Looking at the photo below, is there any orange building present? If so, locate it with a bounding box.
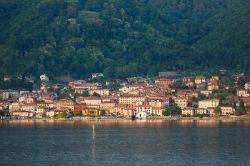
[56,99,74,111]
[74,103,86,112]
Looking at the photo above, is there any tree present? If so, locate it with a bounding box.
[238,77,247,87]
[214,106,222,115]
[73,111,82,116]
[236,100,246,115]
[163,104,181,116]
[169,80,189,90]
[0,109,9,117]
[54,111,67,119]
[92,92,100,97]
[82,90,89,97]
[187,96,198,108]
[0,0,249,81]
[100,110,106,116]
[107,81,121,91]
[197,93,207,100]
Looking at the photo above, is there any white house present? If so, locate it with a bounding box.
[198,99,219,109]
[245,82,250,90]
[195,108,207,115]
[136,111,147,119]
[135,105,153,115]
[237,89,249,97]
[119,85,141,94]
[20,103,36,112]
[89,89,110,96]
[207,107,215,115]
[12,111,34,118]
[92,73,104,79]
[46,110,55,118]
[221,107,235,115]
[195,76,206,84]
[181,107,194,116]
[40,74,49,82]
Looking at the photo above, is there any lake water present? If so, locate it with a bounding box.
[0,119,250,166]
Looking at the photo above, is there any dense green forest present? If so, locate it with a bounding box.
[0,0,249,79]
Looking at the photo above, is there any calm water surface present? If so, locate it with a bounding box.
[0,119,250,166]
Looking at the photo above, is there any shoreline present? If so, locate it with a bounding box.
[1,115,250,122]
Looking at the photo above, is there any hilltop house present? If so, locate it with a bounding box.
[158,71,177,78]
[195,76,206,85]
[92,73,104,79]
[74,83,101,94]
[155,79,174,87]
[211,76,219,81]
[0,90,10,100]
[208,82,219,91]
[119,84,145,95]
[182,77,194,87]
[244,82,250,90]
[40,74,49,82]
[237,89,249,97]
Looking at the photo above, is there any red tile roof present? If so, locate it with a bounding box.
[242,98,250,104]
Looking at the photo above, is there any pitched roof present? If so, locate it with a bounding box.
[242,98,250,104]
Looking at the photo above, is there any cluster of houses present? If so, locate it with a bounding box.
[0,71,250,119]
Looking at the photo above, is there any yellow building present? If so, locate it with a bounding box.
[9,103,20,112]
[100,102,116,110]
[175,98,188,109]
[118,96,145,105]
[111,105,133,117]
[82,108,100,117]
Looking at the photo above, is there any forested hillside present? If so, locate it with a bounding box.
[0,0,249,79]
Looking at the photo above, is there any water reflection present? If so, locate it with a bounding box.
[1,119,250,128]
[92,124,96,161]
[1,119,250,165]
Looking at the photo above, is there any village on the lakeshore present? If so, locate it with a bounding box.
[0,70,250,120]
